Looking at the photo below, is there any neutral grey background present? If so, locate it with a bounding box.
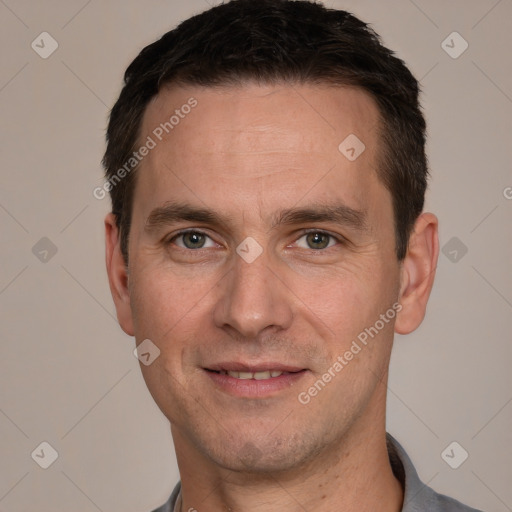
[0,1,511,511]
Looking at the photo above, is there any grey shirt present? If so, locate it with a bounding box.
[151,434,482,512]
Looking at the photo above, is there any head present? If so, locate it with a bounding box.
[104,0,438,474]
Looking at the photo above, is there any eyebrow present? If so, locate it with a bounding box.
[144,201,368,234]
[144,203,233,233]
[272,203,368,232]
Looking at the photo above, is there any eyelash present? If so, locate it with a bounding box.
[165,228,345,250]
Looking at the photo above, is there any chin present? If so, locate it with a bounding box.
[200,430,325,475]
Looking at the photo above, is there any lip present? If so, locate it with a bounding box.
[203,363,308,398]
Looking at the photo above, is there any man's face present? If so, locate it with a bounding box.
[119,83,404,471]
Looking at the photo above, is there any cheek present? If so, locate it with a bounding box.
[297,259,399,346]
[313,255,393,302]
[129,266,206,342]
[129,269,210,406]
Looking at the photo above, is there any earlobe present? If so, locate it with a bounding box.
[395,212,439,335]
[104,213,135,336]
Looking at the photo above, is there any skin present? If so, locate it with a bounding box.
[105,83,439,512]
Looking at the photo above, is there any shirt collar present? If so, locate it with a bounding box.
[387,433,448,511]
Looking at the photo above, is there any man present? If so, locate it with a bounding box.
[102,1,482,510]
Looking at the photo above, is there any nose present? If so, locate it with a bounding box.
[212,248,294,339]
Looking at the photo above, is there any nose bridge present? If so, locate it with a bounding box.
[213,248,293,338]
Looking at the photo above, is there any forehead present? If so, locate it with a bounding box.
[142,82,380,153]
[134,82,387,224]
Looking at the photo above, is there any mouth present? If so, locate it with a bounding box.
[203,363,308,397]
[211,369,292,380]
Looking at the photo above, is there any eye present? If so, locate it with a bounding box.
[170,230,217,250]
[295,231,339,250]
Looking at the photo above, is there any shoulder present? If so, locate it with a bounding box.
[418,486,484,512]
[387,434,484,512]
[149,482,180,512]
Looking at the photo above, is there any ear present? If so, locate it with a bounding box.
[105,212,134,336]
[395,212,439,335]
